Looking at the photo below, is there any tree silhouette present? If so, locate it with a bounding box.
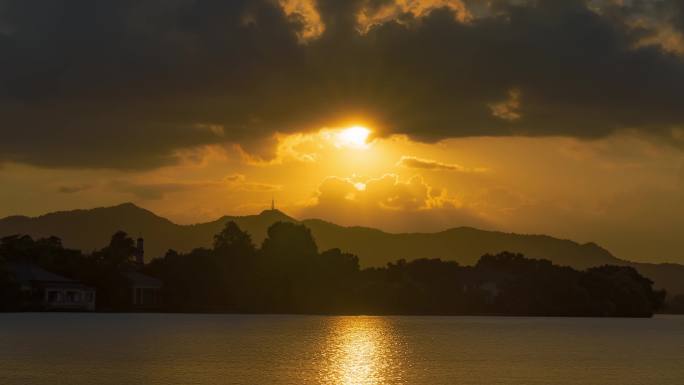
[0,223,669,316]
[213,221,255,257]
[261,221,318,261]
[97,231,136,268]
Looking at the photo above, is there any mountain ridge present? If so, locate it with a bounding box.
[1,203,682,296]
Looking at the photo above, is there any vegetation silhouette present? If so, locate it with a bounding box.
[0,221,666,317]
[2,203,683,299]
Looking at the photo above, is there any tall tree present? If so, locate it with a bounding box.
[213,221,255,258]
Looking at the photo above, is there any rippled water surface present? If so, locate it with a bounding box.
[0,313,683,384]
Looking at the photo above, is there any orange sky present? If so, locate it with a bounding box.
[2,0,684,264]
[1,126,683,264]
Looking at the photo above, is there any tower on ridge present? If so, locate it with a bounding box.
[134,237,144,266]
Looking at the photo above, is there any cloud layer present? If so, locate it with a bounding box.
[1,0,684,169]
[300,173,490,231]
[397,155,482,172]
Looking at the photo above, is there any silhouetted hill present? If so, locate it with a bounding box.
[0,203,175,254]
[0,204,295,258]
[1,203,682,296]
[300,219,684,296]
[300,219,620,269]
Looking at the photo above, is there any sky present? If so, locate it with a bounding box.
[1,0,683,264]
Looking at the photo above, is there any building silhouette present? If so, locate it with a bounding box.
[124,237,162,309]
[6,262,95,311]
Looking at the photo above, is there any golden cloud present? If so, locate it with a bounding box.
[315,173,457,211]
[357,0,472,33]
[623,11,684,57]
[279,0,325,42]
[297,172,490,233]
[236,126,377,166]
[489,89,522,122]
[236,132,322,166]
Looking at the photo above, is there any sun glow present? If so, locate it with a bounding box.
[335,126,372,149]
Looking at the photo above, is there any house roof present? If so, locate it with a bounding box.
[124,271,162,288]
[7,262,74,283]
[5,262,93,290]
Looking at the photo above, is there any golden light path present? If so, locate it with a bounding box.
[318,317,406,384]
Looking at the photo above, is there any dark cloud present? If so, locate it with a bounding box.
[109,175,280,200]
[1,0,684,169]
[110,181,196,200]
[57,184,92,194]
[396,156,475,172]
[224,174,282,192]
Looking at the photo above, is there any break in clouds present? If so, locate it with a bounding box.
[1,0,684,169]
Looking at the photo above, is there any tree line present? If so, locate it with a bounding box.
[0,221,669,317]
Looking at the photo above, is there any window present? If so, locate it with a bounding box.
[142,288,154,305]
[66,291,81,303]
[47,290,62,303]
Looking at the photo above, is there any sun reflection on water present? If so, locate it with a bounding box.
[318,317,405,385]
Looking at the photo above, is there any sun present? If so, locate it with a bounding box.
[335,126,372,149]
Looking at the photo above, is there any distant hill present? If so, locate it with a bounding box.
[1,203,683,296]
[302,219,620,269]
[0,203,296,258]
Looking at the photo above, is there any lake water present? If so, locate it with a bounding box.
[0,314,682,385]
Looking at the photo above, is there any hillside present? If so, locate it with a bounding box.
[1,203,682,295]
[0,203,296,258]
[302,219,620,269]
